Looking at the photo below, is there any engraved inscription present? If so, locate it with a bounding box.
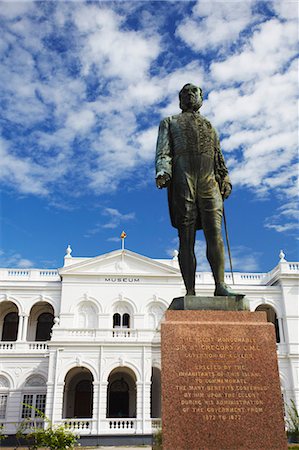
[173,334,265,421]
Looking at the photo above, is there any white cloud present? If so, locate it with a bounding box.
[0,139,49,195]
[74,5,160,83]
[176,0,256,52]
[0,249,34,268]
[84,207,135,237]
[265,199,299,235]
[0,1,33,20]
[210,19,297,84]
[102,207,135,229]
[0,1,297,238]
[66,109,96,133]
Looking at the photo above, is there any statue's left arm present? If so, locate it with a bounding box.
[213,130,232,200]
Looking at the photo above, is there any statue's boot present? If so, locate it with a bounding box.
[214,281,244,298]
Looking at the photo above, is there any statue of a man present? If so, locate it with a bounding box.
[156,83,237,297]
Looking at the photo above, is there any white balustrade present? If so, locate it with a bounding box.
[112,329,137,339]
[8,269,30,277]
[62,418,93,434]
[39,270,59,277]
[68,329,96,337]
[102,418,137,434]
[1,268,60,281]
[0,342,49,352]
[28,342,49,350]
[0,342,16,350]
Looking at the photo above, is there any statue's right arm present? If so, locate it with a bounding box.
[155,118,172,183]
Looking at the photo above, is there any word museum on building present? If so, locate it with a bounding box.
[0,246,298,445]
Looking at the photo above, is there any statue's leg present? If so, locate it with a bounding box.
[202,210,243,296]
[202,224,225,285]
[178,224,197,296]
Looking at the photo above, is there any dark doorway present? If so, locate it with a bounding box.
[108,378,129,418]
[74,379,93,418]
[256,305,280,343]
[35,313,54,341]
[2,312,19,341]
[63,368,94,419]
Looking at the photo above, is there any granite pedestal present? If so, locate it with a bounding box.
[161,301,287,450]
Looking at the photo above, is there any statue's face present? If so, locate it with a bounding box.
[179,84,203,112]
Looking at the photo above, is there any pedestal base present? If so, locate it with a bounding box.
[161,310,287,450]
[169,295,249,311]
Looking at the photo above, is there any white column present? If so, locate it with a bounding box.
[92,381,100,434]
[51,348,63,423]
[136,381,143,433]
[143,381,152,433]
[17,315,24,341]
[99,381,108,434]
[22,315,29,341]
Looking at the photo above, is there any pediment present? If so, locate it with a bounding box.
[59,249,181,277]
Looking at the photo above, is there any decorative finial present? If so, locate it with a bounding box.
[65,244,72,258]
[120,231,127,251]
[173,250,179,260]
[279,250,286,262]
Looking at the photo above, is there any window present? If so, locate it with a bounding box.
[113,313,130,328]
[35,313,54,341]
[22,395,33,418]
[2,312,19,341]
[113,313,121,328]
[0,394,7,419]
[21,394,46,418]
[123,313,130,328]
[35,394,46,416]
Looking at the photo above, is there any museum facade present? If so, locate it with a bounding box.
[0,247,298,444]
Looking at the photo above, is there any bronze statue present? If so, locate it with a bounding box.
[156,83,238,297]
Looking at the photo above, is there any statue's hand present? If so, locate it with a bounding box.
[156,173,171,189]
[221,181,232,199]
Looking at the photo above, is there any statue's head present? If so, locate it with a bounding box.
[179,83,203,112]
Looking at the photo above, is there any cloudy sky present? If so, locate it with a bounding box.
[0,0,298,273]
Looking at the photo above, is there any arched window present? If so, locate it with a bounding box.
[35,313,54,341]
[2,312,19,341]
[21,376,47,419]
[122,313,130,328]
[113,313,121,328]
[255,305,280,343]
[113,313,130,329]
[0,375,10,420]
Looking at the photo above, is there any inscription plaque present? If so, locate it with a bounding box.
[161,311,287,450]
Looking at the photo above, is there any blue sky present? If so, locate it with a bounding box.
[0,0,298,272]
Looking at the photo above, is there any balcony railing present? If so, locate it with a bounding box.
[0,268,60,281]
[101,418,137,434]
[51,328,147,342]
[0,342,49,352]
[62,418,94,434]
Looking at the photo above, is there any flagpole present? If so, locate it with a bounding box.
[120,231,126,252]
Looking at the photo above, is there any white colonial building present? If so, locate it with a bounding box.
[0,246,298,445]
